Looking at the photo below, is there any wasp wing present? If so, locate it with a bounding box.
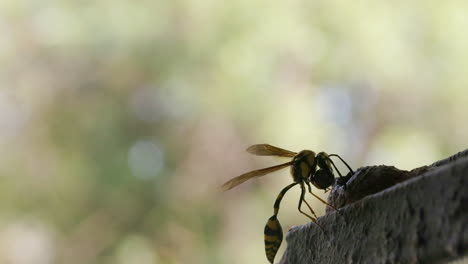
[246,144,297,157]
[221,161,293,191]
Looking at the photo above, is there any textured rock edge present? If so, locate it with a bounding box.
[279,150,468,264]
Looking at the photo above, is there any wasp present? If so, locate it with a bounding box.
[222,144,354,264]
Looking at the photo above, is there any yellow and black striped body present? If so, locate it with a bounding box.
[290,150,317,182]
[264,182,297,264]
[264,215,283,263]
[263,151,339,263]
[222,144,354,264]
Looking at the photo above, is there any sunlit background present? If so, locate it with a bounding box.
[1,1,468,263]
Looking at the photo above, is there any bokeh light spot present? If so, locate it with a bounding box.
[128,140,164,180]
[0,220,55,264]
[116,235,158,264]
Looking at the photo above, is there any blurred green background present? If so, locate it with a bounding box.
[1,1,468,263]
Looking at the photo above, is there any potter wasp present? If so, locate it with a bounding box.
[222,144,354,264]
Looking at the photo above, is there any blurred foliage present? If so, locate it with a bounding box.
[1,1,468,264]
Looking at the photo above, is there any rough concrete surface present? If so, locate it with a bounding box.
[279,149,468,264]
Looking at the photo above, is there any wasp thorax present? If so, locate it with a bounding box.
[316,152,332,169]
[290,150,317,182]
[311,169,335,189]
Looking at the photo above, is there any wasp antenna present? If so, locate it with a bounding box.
[326,157,345,180]
[328,154,354,174]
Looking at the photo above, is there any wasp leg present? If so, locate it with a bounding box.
[302,197,319,219]
[264,182,297,264]
[306,182,341,214]
[298,183,324,230]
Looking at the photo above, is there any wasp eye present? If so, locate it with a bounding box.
[312,169,335,189]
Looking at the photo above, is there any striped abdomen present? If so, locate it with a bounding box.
[264,215,283,264]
